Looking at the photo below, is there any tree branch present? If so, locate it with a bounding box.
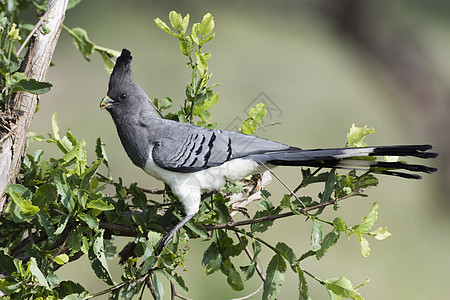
[0,0,69,213]
[205,188,368,231]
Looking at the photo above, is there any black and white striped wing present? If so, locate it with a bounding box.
[151,130,232,172]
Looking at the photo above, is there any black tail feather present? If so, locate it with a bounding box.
[261,144,438,179]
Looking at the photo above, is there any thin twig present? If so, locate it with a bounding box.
[259,161,306,208]
[16,0,59,56]
[140,187,164,194]
[256,121,281,130]
[231,217,266,282]
[99,222,136,236]
[0,125,17,145]
[231,281,264,300]
[205,188,368,231]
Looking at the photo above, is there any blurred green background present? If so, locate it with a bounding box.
[27,0,450,299]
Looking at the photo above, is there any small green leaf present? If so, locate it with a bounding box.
[346,124,375,148]
[368,227,392,240]
[154,18,179,38]
[276,242,296,265]
[324,277,364,300]
[67,0,82,10]
[67,27,95,59]
[241,103,266,135]
[358,234,371,258]
[29,257,49,289]
[78,213,99,230]
[7,72,53,94]
[169,11,182,29]
[88,230,114,285]
[87,199,114,211]
[153,273,164,300]
[333,217,348,233]
[352,202,378,233]
[32,183,56,208]
[297,266,312,300]
[227,269,244,291]
[199,13,214,36]
[263,254,286,300]
[310,219,323,251]
[181,14,190,35]
[250,210,274,233]
[0,52,22,75]
[54,254,70,265]
[0,251,16,274]
[162,270,188,293]
[316,231,340,260]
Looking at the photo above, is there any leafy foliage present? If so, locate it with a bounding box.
[0,8,396,300]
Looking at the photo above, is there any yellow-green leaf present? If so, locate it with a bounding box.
[54,254,69,265]
[346,124,375,148]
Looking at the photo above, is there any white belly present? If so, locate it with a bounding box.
[143,156,261,215]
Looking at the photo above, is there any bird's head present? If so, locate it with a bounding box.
[100,49,155,117]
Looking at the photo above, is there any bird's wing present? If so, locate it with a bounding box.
[150,119,291,173]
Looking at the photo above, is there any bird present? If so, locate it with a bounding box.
[100,49,438,252]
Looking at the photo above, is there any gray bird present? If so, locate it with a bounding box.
[100,49,437,252]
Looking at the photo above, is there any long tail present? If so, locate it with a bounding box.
[259,144,438,179]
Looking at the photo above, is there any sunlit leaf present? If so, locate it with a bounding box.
[368,227,392,240]
[263,254,286,299]
[346,124,375,148]
[310,219,323,251]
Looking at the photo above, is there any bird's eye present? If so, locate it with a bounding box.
[119,93,127,100]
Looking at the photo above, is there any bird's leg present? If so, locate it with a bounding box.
[157,213,195,253]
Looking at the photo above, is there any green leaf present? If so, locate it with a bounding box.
[250,210,274,233]
[263,254,287,300]
[5,184,32,200]
[227,269,244,291]
[333,217,348,233]
[357,233,371,258]
[78,213,99,230]
[153,273,164,300]
[29,257,49,289]
[193,92,218,115]
[0,51,22,75]
[52,112,61,141]
[6,72,53,94]
[94,45,121,73]
[324,277,364,300]
[154,18,179,38]
[276,242,296,266]
[368,227,392,240]
[54,253,70,265]
[0,251,16,274]
[199,13,214,36]
[346,124,375,148]
[181,14,190,35]
[9,190,39,219]
[88,230,114,285]
[352,202,378,233]
[297,266,312,300]
[169,11,182,30]
[239,240,261,280]
[316,231,340,260]
[67,0,82,10]
[180,35,194,56]
[87,199,114,211]
[162,270,189,293]
[241,103,266,135]
[67,27,95,59]
[310,219,323,251]
[32,183,56,208]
